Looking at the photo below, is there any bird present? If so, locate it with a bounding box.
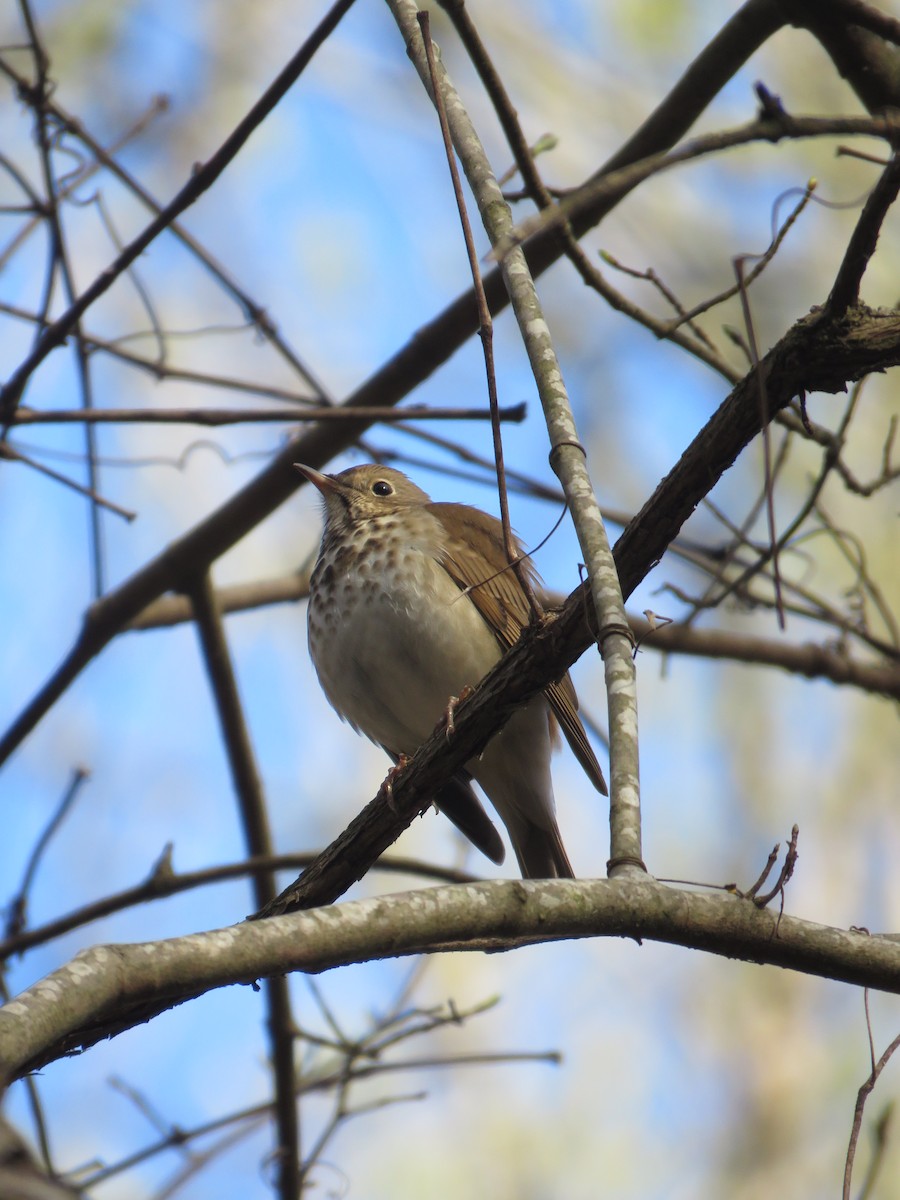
[296,462,607,878]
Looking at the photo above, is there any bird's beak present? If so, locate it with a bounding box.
[294,462,337,495]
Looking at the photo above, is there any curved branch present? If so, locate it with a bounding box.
[782,0,900,114]
[2,877,898,1085]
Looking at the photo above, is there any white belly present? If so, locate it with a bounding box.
[308,533,502,756]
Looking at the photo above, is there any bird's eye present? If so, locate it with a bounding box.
[372,480,393,497]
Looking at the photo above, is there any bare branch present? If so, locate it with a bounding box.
[4,879,900,1083]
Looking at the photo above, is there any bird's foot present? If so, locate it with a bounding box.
[380,755,411,810]
[440,685,474,740]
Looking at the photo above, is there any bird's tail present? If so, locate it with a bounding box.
[511,818,575,879]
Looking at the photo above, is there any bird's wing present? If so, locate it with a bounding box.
[432,502,535,649]
[433,503,607,796]
[546,675,608,795]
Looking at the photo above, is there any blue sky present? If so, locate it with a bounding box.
[1,2,898,1198]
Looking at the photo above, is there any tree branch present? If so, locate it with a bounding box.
[2,877,899,1085]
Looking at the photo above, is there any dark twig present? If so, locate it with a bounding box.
[493,113,900,261]
[0,440,136,519]
[734,255,785,629]
[437,0,555,211]
[813,495,900,648]
[843,981,900,1200]
[630,615,900,699]
[0,93,170,273]
[0,851,480,962]
[0,59,331,400]
[4,767,89,939]
[11,402,526,426]
[562,238,739,381]
[17,0,106,594]
[665,181,817,333]
[80,1013,546,1190]
[827,151,900,316]
[751,824,799,908]
[742,841,780,901]
[677,431,792,632]
[188,573,299,1200]
[599,250,720,351]
[109,1075,193,1153]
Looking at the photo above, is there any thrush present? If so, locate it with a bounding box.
[297,462,607,878]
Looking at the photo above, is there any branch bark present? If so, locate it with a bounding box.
[3,876,899,1086]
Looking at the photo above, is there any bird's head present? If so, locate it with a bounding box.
[294,463,431,532]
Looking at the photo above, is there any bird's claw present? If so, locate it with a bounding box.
[440,685,474,740]
[380,755,411,810]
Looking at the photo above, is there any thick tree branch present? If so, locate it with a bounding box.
[780,0,900,114]
[2,877,899,1085]
[827,151,900,315]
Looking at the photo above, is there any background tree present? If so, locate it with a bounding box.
[1,1,898,1198]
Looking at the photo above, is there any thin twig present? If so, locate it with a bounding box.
[492,112,900,261]
[0,851,480,962]
[734,255,785,629]
[664,181,817,333]
[18,0,106,593]
[5,766,90,939]
[0,440,136,519]
[843,986,900,1200]
[11,402,526,426]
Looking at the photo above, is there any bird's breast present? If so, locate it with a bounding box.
[307,515,502,754]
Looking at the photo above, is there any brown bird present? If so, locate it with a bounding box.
[297,463,607,877]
